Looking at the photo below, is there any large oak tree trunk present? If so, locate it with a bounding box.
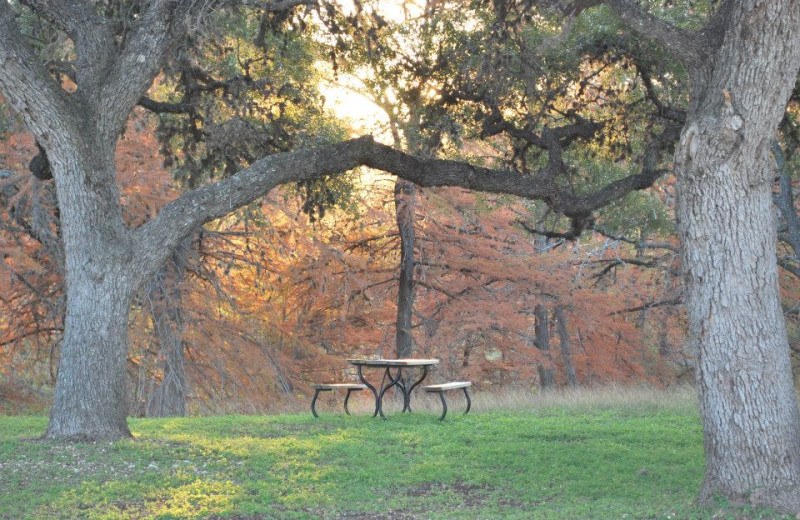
[44,152,139,439]
[46,269,135,439]
[672,1,800,509]
[35,120,152,439]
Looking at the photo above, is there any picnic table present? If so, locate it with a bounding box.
[347,358,439,419]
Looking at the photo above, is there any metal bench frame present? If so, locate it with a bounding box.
[310,383,367,418]
[424,382,472,420]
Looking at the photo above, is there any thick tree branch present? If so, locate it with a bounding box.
[0,3,79,143]
[137,129,678,276]
[98,0,203,144]
[573,120,682,213]
[602,0,710,70]
[237,0,316,10]
[17,0,98,35]
[134,136,379,272]
[138,96,196,115]
[549,0,715,70]
[20,1,116,98]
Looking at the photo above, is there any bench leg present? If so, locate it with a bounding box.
[344,388,356,415]
[436,392,448,421]
[463,387,471,415]
[311,389,331,418]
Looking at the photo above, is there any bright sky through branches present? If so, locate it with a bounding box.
[319,74,391,139]
[316,0,425,141]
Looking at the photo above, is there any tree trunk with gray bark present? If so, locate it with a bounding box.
[554,306,577,387]
[43,150,141,440]
[600,0,800,511]
[534,303,555,389]
[394,179,417,359]
[145,237,191,418]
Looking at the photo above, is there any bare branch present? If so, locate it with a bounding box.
[590,257,659,280]
[591,226,679,252]
[778,257,800,279]
[237,0,316,10]
[772,140,800,261]
[607,296,683,315]
[0,326,64,348]
[515,217,590,241]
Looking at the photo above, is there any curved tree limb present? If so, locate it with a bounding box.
[135,126,679,278]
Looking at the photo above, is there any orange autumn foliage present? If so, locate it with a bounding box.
[0,113,689,414]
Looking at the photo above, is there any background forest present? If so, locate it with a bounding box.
[0,0,799,417]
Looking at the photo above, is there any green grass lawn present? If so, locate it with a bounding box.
[0,396,793,519]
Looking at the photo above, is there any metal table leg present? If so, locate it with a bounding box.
[355,365,380,418]
[376,367,404,419]
[403,365,430,412]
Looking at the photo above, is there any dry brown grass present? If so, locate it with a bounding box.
[292,383,700,418]
[472,383,699,412]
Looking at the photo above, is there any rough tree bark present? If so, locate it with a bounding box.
[534,303,555,389]
[554,306,577,387]
[593,0,800,511]
[394,179,417,359]
[145,237,191,418]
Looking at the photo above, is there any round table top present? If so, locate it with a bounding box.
[347,358,440,367]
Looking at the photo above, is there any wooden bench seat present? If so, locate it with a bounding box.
[424,381,472,420]
[311,383,368,418]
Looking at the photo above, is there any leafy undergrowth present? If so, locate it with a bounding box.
[0,399,793,519]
